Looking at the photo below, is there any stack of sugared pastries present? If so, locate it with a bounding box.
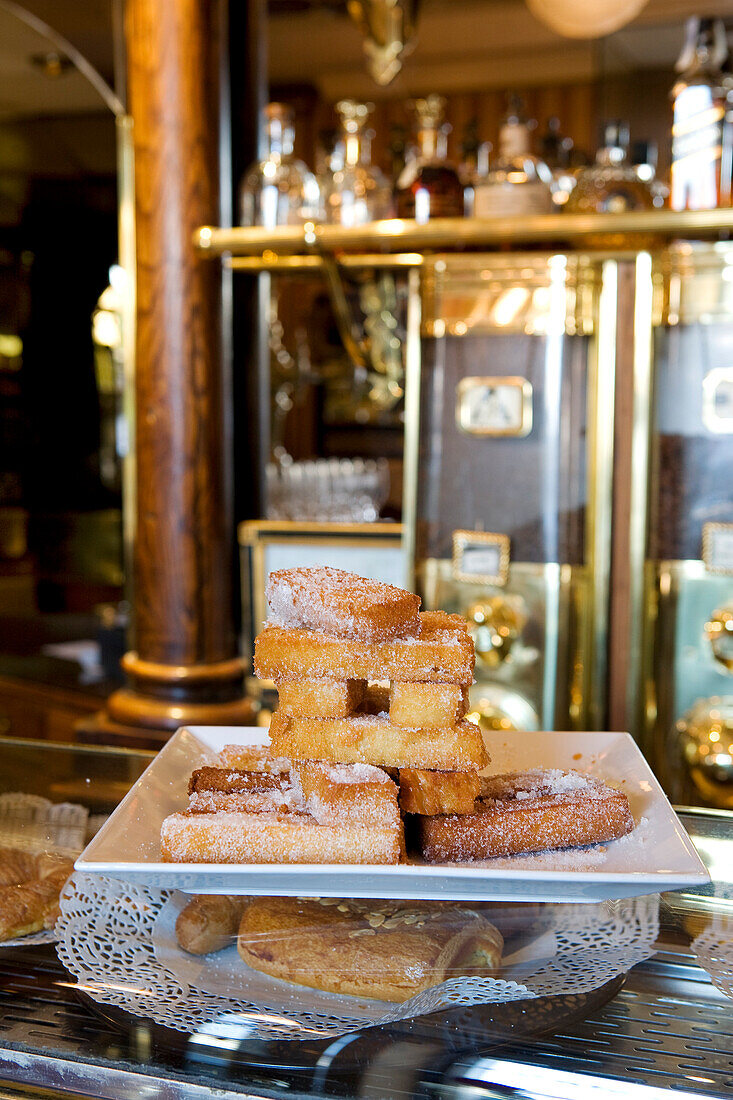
[257,566,485,842]
[160,566,486,865]
[160,566,636,865]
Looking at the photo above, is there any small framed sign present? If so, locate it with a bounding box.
[452,530,510,586]
[702,522,733,575]
[456,376,533,437]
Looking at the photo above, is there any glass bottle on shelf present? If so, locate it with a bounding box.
[395,95,464,222]
[323,100,393,226]
[632,140,668,208]
[459,118,491,217]
[565,121,655,215]
[539,116,573,173]
[473,97,553,217]
[670,17,732,212]
[239,102,322,228]
[539,116,577,207]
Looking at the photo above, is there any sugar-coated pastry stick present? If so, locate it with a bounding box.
[189,767,286,795]
[417,769,635,861]
[269,710,489,770]
[293,761,399,826]
[276,677,366,718]
[188,765,303,813]
[390,681,469,729]
[266,566,421,641]
[160,810,404,864]
[399,768,481,815]
[188,789,302,814]
[255,611,475,685]
[186,762,398,825]
[218,743,291,774]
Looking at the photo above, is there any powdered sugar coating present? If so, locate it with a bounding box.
[322,763,393,785]
[266,567,421,642]
[188,788,304,815]
[479,769,619,806]
[218,744,291,775]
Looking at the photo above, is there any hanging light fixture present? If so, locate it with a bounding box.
[526,0,648,39]
[347,0,421,85]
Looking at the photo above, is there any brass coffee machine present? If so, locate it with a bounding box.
[639,244,733,807]
[413,253,614,732]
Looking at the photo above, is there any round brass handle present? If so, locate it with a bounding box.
[705,607,733,672]
[464,595,526,669]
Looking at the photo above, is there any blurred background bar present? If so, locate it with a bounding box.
[0,0,730,809]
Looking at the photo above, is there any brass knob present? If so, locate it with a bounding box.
[676,696,733,809]
[466,684,539,733]
[705,606,733,672]
[465,596,526,669]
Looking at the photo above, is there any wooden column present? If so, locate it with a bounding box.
[104,0,253,739]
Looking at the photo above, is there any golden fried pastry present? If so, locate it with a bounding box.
[175,895,246,955]
[390,681,469,729]
[417,769,635,861]
[0,859,74,941]
[188,790,296,814]
[266,566,421,641]
[276,677,366,718]
[189,767,286,795]
[187,767,299,814]
[186,762,399,823]
[254,611,475,686]
[419,610,470,634]
[237,896,503,1002]
[218,743,291,774]
[160,810,404,864]
[399,768,481,815]
[293,761,399,826]
[269,710,489,771]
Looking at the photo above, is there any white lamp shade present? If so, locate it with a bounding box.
[526,0,648,39]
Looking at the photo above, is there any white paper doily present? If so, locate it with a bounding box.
[691,882,733,1001]
[56,873,659,1041]
[0,793,87,949]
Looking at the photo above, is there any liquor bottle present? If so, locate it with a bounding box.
[473,97,553,217]
[539,115,576,207]
[395,95,464,222]
[323,100,393,226]
[565,121,655,216]
[239,103,322,228]
[631,140,668,208]
[459,118,491,217]
[539,116,573,172]
[671,17,732,211]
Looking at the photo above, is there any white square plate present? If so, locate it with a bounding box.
[76,726,709,902]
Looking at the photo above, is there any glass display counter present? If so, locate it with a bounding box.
[0,807,729,1098]
[0,742,731,1099]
